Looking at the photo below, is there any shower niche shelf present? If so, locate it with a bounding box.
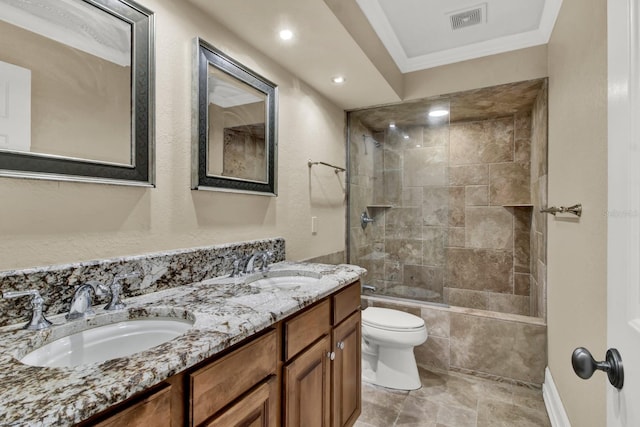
[366,204,394,209]
[501,204,533,207]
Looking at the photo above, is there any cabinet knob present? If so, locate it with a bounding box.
[327,351,336,361]
[337,341,345,350]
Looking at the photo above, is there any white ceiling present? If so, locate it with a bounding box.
[187,0,561,110]
[188,0,402,110]
[357,0,562,72]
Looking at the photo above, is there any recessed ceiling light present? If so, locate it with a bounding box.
[403,135,409,139]
[279,29,293,40]
[332,76,346,84]
[416,144,422,148]
[389,123,396,128]
[428,109,449,118]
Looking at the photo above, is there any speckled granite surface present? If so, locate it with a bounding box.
[0,238,285,327]
[0,261,365,426]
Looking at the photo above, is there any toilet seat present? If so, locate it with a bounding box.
[362,307,425,332]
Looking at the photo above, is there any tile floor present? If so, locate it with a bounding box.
[354,367,551,427]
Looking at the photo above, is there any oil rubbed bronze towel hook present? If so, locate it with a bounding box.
[540,203,582,217]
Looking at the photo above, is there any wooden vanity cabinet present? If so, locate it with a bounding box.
[76,279,361,427]
[282,280,362,427]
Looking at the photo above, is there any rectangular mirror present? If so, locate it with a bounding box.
[0,0,154,186]
[193,37,277,195]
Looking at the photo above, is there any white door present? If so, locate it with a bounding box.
[607,0,640,425]
[0,60,31,152]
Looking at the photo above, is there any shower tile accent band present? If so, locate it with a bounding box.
[0,237,285,327]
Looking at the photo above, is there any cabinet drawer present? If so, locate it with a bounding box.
[190,329,277,426]
[333,281,361,326]
[284,299,331,361]
[204,376,278,427]
[91,382,172,427]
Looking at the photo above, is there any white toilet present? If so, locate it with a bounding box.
[361,307,428,390]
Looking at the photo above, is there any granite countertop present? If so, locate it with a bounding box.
[0,261,365,426]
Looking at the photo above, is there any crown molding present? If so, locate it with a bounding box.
[356,0,562,73]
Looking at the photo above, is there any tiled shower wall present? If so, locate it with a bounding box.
[350,86,548,318]
[362,295,546,386]
[530,81,549,319]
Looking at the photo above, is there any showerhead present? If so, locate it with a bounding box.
[363,134,381,148]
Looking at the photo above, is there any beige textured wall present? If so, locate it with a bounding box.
[0,0,346,271]
[404,45,548,101]
[547,0,608,425]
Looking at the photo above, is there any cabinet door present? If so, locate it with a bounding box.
[204,377,277,427]
[332,311,361,427]
[283,335,331,427]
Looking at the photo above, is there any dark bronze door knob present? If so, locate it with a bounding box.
[571,347,624,389]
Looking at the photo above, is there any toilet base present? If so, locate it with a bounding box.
[362,345,422,390]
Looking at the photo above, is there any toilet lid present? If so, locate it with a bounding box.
[362,307,425,330]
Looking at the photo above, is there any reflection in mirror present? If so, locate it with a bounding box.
[207,65,267,183]
[193,38,277,195]
[0,0,154,186]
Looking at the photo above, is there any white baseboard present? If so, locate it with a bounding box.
[543,367,572,427]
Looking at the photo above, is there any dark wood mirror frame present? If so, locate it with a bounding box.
[0,0,155,187]
[192,37,278,196]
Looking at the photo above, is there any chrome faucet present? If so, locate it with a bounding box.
[362,284,376,293]
[66,281,107,320]
[3,290,52,330]
[67,273,137,319]
[243,250,274,274]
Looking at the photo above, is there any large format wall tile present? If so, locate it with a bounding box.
[383,148,401,170]
[446,248,513,293]
[423,227,446,266]
[465,207,514,250]
[450,118,514,165]
[421,306,451,338]
[449,187,465,227]
[415,335,450,371]
[386,239,424,264]
[404,146,447,187]
[465,185,488,206]
[489,162,531,205]
[385,207,423,239]
[404,264,444,298]
[447,288,530,316]
[423,187,449,226]
[382,170,402,205]
[450,313,546,384]
[449,165,489,186]
[423,125,449,147]
[404,164,447,187]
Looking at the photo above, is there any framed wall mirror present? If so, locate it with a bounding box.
[0,0,154,186]
[193,37,277,195]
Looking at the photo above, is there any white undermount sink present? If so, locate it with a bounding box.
[20,317,193,368]
[246,270,323,290]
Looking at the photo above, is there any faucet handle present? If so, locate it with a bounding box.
[103,273,138,311]
[230,257,242,278]
[3,290,53,330]
[260,251,274,272]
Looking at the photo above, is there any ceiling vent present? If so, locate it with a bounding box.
[448,3,487,31]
